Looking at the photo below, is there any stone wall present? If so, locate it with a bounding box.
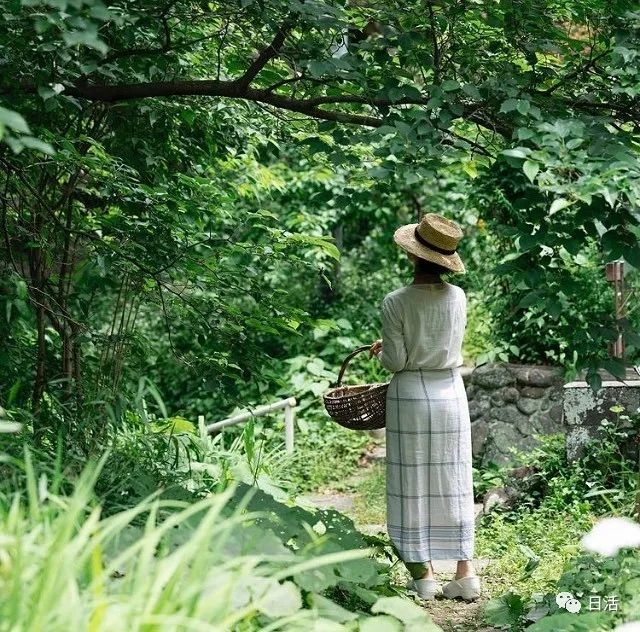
[563,368,640,461]
[464,363,565,465]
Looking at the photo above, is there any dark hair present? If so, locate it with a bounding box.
[414,257,450,276]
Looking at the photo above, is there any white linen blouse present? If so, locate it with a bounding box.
[378,282,467,373]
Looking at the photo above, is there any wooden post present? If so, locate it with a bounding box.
[605,261,625,359]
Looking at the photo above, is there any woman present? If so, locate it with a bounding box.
[369,213,480,601]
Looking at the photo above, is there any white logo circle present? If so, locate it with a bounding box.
[556,592,574,609]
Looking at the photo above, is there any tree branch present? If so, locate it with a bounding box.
[235,19,294,90]
[7,75,517,135]
[539,48,611,95]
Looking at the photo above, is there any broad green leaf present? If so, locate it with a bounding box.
[63,29,109,54]
[462,83,482,100]
[502,147,530,159]
[0,106,30,134]
[523,161,539,183]
[484,591,526,628]
[307,593,358,622]
[359,615,403,632]
[371,597,442,630]
[500,98,518,113]
[549,198,571,215]
[527,611,615,632]
[19,136,55,155]
[442,79,460,92]
[255,580,302,617]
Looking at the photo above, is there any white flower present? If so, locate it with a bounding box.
[581,517,640,557]
[613,623,640,632]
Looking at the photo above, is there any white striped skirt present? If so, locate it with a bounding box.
[385,366,475,562]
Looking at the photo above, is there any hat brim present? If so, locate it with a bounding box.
[393,224,465,274]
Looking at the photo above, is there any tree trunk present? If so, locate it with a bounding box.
[32,301,46,415]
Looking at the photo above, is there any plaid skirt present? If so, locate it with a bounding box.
[385,366,475,562]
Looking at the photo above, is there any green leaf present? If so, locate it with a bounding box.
[368,166,390,179]
[371,597,442,630]
[307,593,358,622]
[309,380,330,396]
[517,290,542,308]
[523,161,539,183]
[528,611,615,632]
[573,253,589,266]
[502,147,530,159]
[150,416,196,435]
[62,29,109,54]
[549,198,571,215]
[441,79,460,92]
[0,106,30,134]
[359,615,403,632]
[500,98,518,113]
[566,138,583,150]
[242,417,256,464]
[255,580,302,617]
[484,591,525,628]
[517,127,535,140]
[601,357,627,380]
[585,368,602,392]
[19,136,55,155]
[462,83,482,100]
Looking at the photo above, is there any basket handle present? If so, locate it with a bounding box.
[335,345,373,387]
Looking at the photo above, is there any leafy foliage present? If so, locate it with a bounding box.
[480,406,640,630]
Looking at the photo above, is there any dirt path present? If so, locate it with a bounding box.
[299,442,498,632]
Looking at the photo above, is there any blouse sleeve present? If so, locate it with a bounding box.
[378,296,407,373]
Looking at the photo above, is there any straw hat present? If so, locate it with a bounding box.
[393,213,465,273]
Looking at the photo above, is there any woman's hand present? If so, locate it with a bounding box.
[369,339,382,357]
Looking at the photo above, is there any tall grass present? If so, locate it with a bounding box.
[0,451,377,631]
[0,407,445,631]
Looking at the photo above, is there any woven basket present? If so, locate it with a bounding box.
[323,345,389,430]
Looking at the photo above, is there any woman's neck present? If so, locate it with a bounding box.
[412,273,443,285]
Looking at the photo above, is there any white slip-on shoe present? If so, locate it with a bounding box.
[406,578,442,600]
[442,576,482,601]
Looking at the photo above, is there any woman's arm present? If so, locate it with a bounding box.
[376,296,408,372]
